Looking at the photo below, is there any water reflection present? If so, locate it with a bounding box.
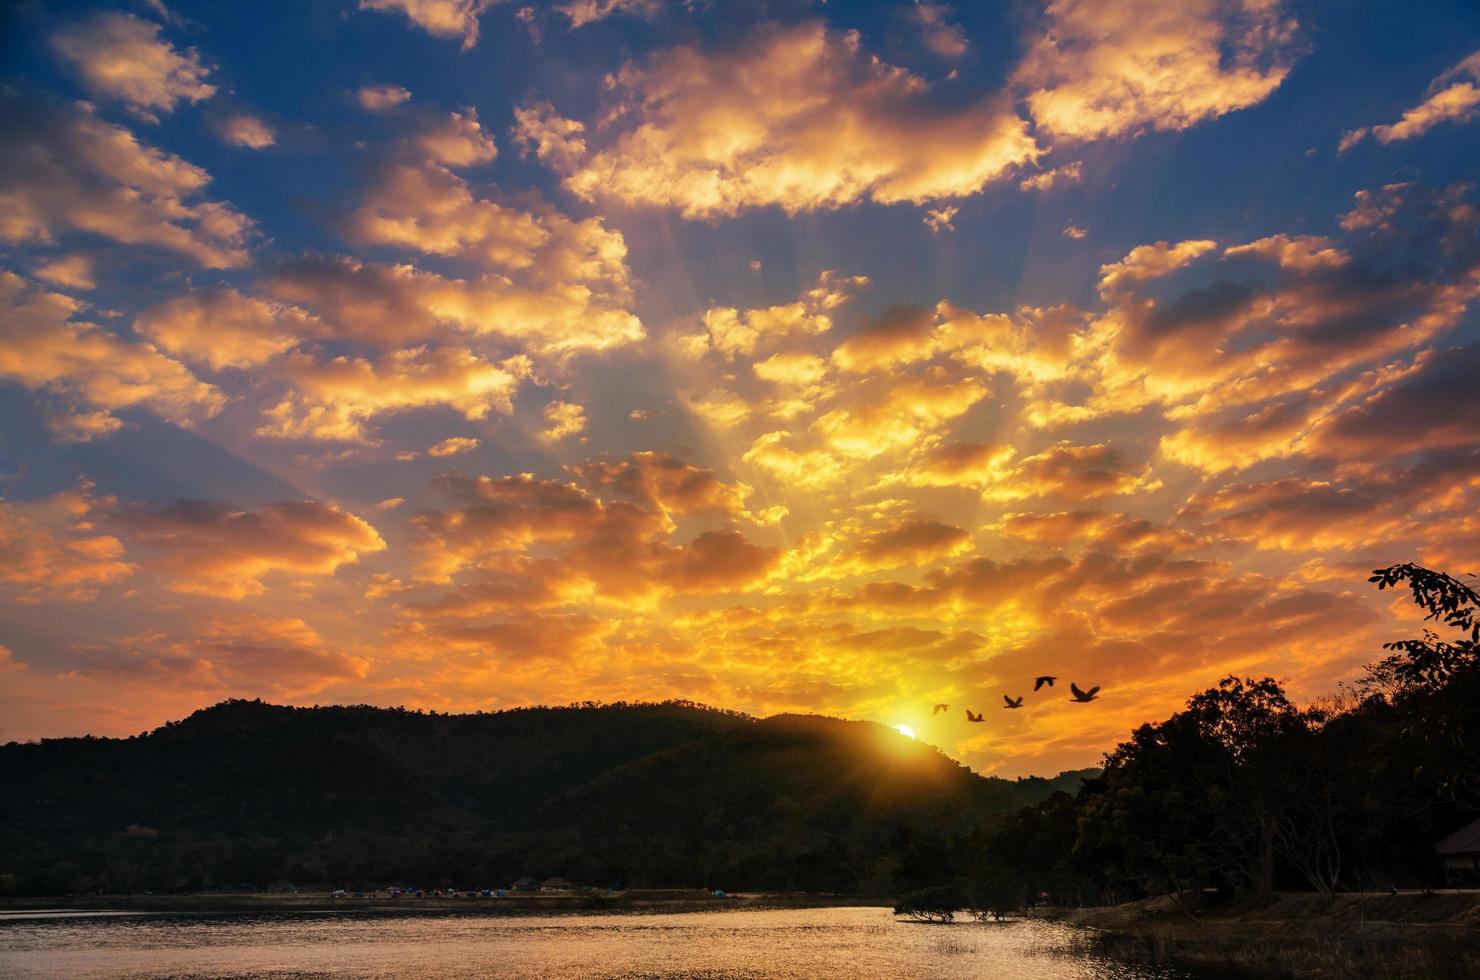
[0,905,1183,979]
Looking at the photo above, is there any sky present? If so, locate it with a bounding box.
[1,0,1479,777]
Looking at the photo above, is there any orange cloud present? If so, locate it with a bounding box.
[553,0,660,28]
[0,271,222,438]
[113,499,386,598]
[1340,50,1480,150]
[68,614,369,699]
[260,345,528,443]
[215,113,276,149]
[134,287,309,370]
[50,11,215,120]
[516,21,1039,217]
[570,452,751,520]
[359,0,492,49]
[1015,0,1300,140]
[0,93,252,268]
[0,486,134,602]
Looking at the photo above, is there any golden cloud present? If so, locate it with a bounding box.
[260,345,527,443]
[1015,0,1300,140]
[516,21,1039,217]
[1340,50,1480,150]
[134,287,310,370]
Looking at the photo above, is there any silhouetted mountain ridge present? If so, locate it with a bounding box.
[0,699,1096,895]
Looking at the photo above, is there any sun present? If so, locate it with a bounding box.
[891,724,917,739]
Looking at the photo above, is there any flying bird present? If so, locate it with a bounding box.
[1003,695,1023,709]
[965,709,985,723]
[1070,683,1100,703]
[932,704,949,715]
[1033,676,1056,691]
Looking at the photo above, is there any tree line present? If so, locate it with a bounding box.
[899,563,1480,919]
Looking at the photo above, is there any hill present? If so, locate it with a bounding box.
[0,699,1096,897]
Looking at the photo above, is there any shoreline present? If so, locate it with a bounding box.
[1055,891,1480,978]
[0,891,893,916]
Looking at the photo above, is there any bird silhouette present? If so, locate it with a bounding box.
[1069,683,1100,703]
[1003,695,1023,709]
[932,703,949,715]
[965,709,985,723]
[1033,675,1057,691]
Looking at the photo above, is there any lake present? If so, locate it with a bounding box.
[0,905,1181,979]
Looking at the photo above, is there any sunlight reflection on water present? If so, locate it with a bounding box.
[0,905,1182,979]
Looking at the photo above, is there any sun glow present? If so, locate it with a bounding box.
[891,724,917,739]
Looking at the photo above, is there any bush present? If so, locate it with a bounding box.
[894,884,966,922]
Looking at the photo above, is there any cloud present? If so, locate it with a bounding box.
[1014,0,1300,140]
[266,253,642,356]
[357,84,413,110]
[699,271,867,358]
[553,0,660,28]
[68,614,369,699]
[1097,239,1218,298]
[0,271,222,436]
[913,2,968,59]
[134,287,310,369]
[988,442,1154,502]
[1340,50,1480,150]
[832,305,936,373]
[515,21,1039,217]
[50,11,215,120]
[0,92,252,268]
[428,435,481,457]
[993,510,1208,554]
[0,486,134,602]
[1307,347,1480,459]
[540,400,587,441]
[923,206,958,233]
[33,254,96,290]
[410,470,780,600]
[1019,162,1083,192]
[113,499,385,598]
[215,113,276,149]
[259,345,528,443]
[844,516,973,572]
[358,0,492,49]
[569,451,751,519]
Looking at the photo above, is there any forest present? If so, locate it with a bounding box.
[935,562,1480,918]
[0,692,1088,896]
[3,563,1474,908]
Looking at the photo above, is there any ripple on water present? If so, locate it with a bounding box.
[0,906,1187,979]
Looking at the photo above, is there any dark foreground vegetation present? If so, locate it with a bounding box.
[0,696,1090,897]
[886,563,1480,978]
[943,563,1479,916]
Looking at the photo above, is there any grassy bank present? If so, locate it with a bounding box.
[0,890,891,916]
[1062,891,1480,979]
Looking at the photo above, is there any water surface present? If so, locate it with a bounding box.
[0,905,1183,979]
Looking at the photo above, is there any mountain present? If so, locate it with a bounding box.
[0,699,1097,896]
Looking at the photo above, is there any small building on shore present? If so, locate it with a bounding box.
[509,877,538,891]
[1437,817,1480,885]
[540,877,574,891]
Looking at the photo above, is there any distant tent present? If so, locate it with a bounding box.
[510,876,538,891]
[1437,817,1480,885]
[540,876,574,891]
